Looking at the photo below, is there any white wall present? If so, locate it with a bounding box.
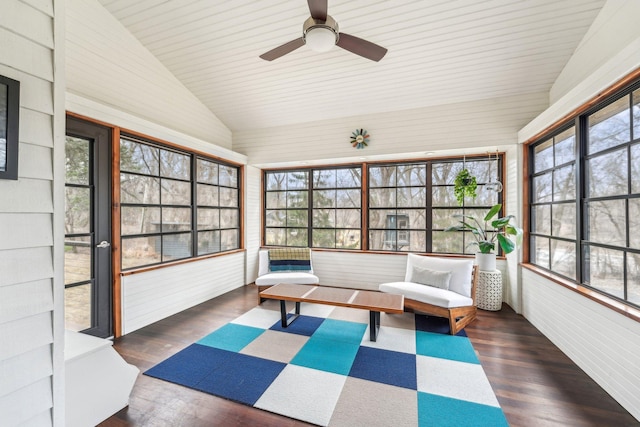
[518,0,640,421]
[0,0,64,425]
[245,165,262,284]
[65,0,232,150]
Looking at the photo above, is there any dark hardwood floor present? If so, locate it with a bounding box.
[101,285,639,427]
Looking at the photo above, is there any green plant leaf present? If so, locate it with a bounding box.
[478,241,495,253]
[484,204,502,221]
[497,234,515,254]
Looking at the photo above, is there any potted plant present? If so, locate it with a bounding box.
[453,168,477,205]
[445,203,522,271]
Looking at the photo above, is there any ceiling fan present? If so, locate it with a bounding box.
[259,0,388,62]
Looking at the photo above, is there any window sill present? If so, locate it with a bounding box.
[521,263,640,323]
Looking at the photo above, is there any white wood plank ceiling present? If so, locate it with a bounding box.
[97,0,605,132]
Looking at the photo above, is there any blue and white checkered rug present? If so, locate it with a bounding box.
[145,300,508,426]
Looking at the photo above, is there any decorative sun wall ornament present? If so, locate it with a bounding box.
[350,129,370,149]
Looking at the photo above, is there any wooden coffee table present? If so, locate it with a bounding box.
[259,283,404,342]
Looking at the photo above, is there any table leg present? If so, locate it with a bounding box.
[369,310,381,342]
[280,300,300,327]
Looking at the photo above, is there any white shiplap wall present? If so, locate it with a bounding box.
[122,253,245,335]
[0,0,63,425]
[522,270,640,420]
[245,166,261,284]
[65,0,232,149]
[234,92,548,166]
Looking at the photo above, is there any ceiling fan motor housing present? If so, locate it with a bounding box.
[303,15,339,51]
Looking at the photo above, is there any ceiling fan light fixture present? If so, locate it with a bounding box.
[305,26,337,52]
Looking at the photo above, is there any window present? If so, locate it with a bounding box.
[263,157,503,254]
[120,136,240,269]
[264,167,362,249]
[529,83,640,308]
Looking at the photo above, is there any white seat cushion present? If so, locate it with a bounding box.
[379,281,473,308]
[405,254,474,298]
[255,272,319,286]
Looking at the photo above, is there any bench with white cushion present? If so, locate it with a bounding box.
[379,254,478,335]
[256,249,319,303]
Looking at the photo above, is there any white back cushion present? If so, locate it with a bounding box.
[405,254,474,298]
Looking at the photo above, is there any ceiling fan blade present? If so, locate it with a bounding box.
[336,33,387,62]
[259,38,305,61]
[307,0,328,21]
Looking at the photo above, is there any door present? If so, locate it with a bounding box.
[64,116,112,338]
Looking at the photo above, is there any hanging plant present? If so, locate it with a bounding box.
[453,168,477,205]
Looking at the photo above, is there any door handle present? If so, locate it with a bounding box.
[96,240,111,249]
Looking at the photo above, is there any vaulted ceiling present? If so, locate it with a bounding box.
[97,0,606,132]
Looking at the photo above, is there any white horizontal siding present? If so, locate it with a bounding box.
[312,252,408,291]
[234,92,548,166]
[0,311,53,361]
[0,0,53,48]
[0,344,52,398]
[66,0,232,149]
[122,253,245,334]
[0,377,53,426]
[0,279,53,324]
[245,166,261,284]
[20,108,54,147]
[0,214,52,250]
[0,179,53,213]
[0,247,53,287]
[522,269,640,421]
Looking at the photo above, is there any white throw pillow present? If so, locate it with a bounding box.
[411,266,451,290]
[405,254,474,298]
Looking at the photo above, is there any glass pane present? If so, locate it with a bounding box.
[313,209,335,227]
[65,187,91,234]
[553,164,575,201]
[336,189,360,208]
[432,208,460,230]
[369,188,395,208]
[287,228,308,246]
[65,137,90,185]
[221,229,238,251]
[532,173,552,203]
[632,144,640,194]
[162,207,191,232]
[588,95,630,154]
[533,205,551,235]
[627,253,640,306]
[120,139,159,175]
[431,162,461,185]
[219,165,238,187]
[336,168,361,188]
[587,148,628,198]
[160,150,190,180]
[198,230,220,255]
[220,209,238,229]
[122,236,161,269]
[397,187,426,208]
[550,239,576,280]
[65,284,91,332]
[64,236,91,285]
[464,160,493,183]
[634,89,640,140]
[287,190,308,208]
[266,172,286,191]
[587,200,626,246]
[313,169,336,188]
[197,183,219,206]
[287,210,308,227]
[121,174,160,204]
[197,208,219,230]
[265,228,286,246]
[121,206,160,235]
[314,190,335,208]
[554,128,576,166]
[219,187,238,207]
[369,166,396,187]
[407,231,426,252]
[432,187,457,207]
[552,203,576,239]
[586,246,624,299]
[470,185,499,206]
[197,158,218,184]
[397,164,425,186]
[161,179,191,205]
[336,229,360,249]
[162,233,192,261]
[287,171,308,189]
[432,230,464,254]
[266,191,286,209]
[534,139,553,172]
[368,230,386,251]
[533,236,550,269]
[312,229,335,248]
[629,198,640,249]
[266,210,286,227]
[335,209,360,228]
[369,209,395,229]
